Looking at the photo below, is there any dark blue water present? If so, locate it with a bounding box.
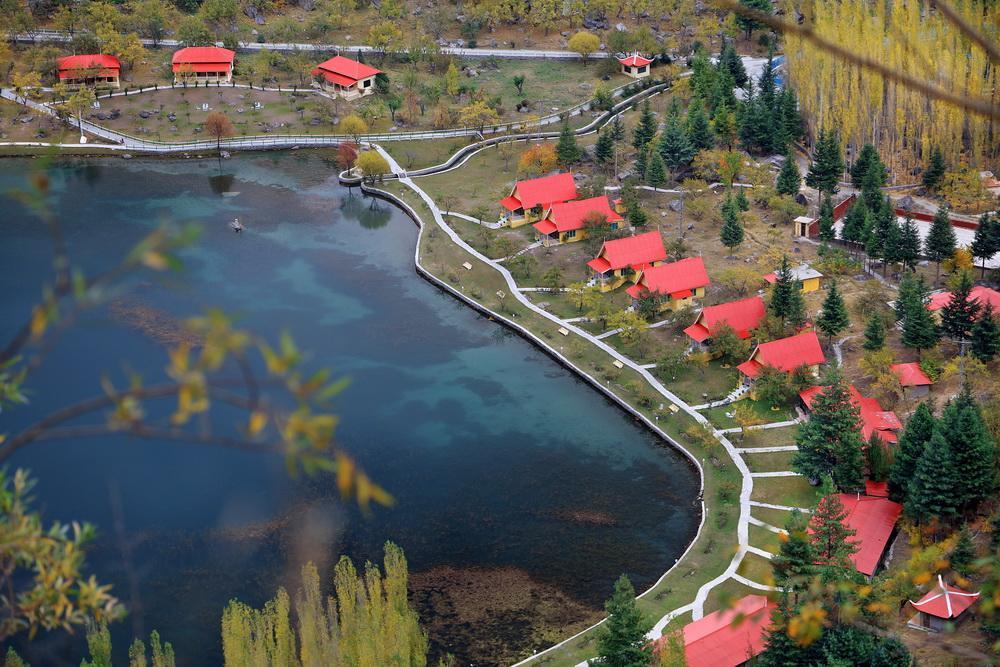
[0,154,699,665]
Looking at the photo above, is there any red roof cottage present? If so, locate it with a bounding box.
[677,595,775,667]
[832,493,902,578]
[625,257,710,312]
[618,53,653,79]
[926,285,1000,315]
[172,47,235,84]
[908,575,979,632]
[737,331,825,386]
[891,362,934,399]
[586,231,667,292]
[312,56,381,100]
[499,172,578,228]
[533,195,622,246]
[57,54,120,89]
[799,385,902,444]
[684,296,766,348]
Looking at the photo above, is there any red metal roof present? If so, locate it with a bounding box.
[926,285,1000,312]
[625,257,709,300]
[57,54,120,77]
[533,219,557,235]
[499,195,522,211]
[587,257,612,273]
[681,595,774,667]
[739,331,825,378]
[175,63,234,73]
[619,53,653,67]
[311,69,356,86]
[891,362,933,387]
[834,494,902,576]
[911,576,979,619]
[865,480,889,498]
[594,231,667,271]
[543,196,623,233]
[797,384,901,444]
[509,172,578,210]
[684,296,766,343]
[313,55,381,83]
[172,47,235,68]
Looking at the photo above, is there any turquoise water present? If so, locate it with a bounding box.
[0,154,699,665]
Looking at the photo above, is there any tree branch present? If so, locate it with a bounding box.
[932,0,1000,65]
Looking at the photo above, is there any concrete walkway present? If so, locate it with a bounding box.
[445,211,504,229]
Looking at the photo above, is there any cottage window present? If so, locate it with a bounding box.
[363,79,371,88]
[565,230,576,238]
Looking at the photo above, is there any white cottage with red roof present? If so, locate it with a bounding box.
[172,47,235,84]
[676,595,774,667]
[500,172,578,227]
[908,575,979,632]
[587,231,667,292]
[618,53,653,79]
[312,56,381,99]
[57,54,120,89]
[684,296,766,349]
[533,195,622,246]
[625,257,710,312]
[737,331,825,392]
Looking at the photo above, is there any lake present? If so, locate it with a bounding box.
[0,153,699,666]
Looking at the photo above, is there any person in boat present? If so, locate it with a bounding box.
[231,218,243,233]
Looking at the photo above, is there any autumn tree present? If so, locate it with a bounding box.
[517,142,557,176]
[339,114,368,142]
[354,150,390,183]
[204,111,234,154]
[568,31,600,65]
[458,100,500,133]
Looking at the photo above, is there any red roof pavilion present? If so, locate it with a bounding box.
[587,231,666,274]
[171,46,235,73]
[311,55,381,87]
[910,575,979,620]
[834,494,902,576]
[618,53,653,67]
[891,362,934,387]
[57,54,120,79]
[927,285,1000,312]
[680,595,775,667]
[737,331,825,379]
[625,257,709,300]
[684,296,766,343]
[533,196,622,235]
[500,172,578,213]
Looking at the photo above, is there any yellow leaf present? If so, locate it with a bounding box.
[248,411,268,436]
[29,306,47,338]
[142,250,168,270]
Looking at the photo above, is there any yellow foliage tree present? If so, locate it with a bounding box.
[338,114,368,140]
[567,31,600,64]
[458,100,500,132]
[517,142,558,176]
[354,150,390,182]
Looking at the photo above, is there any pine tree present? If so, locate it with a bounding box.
[771,510,815,593]
[595,128,614,167]
[941,270,981,340]
[971,302,1000,362]
[736,0,774,40]
[632,100,657,150]
[905,428,961,522]
[627,204,648,228]
[951,527,976,576]
[634,143,648,178]
[720,196,744,252]
[792,371,865,490]
[897,215,922,270]
[899,273,940,353]
[925,206,957,282]
[717,38,748,88]
[938,391,996,511]
[809,486,860,575]
[818,193,835,242]
[735,187,749,212]
[685,99,713,150]
[775,150,801,196]
[646,151,666,187]
[609,114,625,143]
[556,119,580,166]
[922,146,946,191]
[887,400,936,502]
[778,87,803,147]
[657,104,694,176]
[971,213,1000,279]
[817,280,849,342]
[850,143,885,186]
[839,199,868,251]
[767,255,806,328]
[596,574,653,667]
[862,313,885,351]
[805,129,845,194]
[712,105,737,150]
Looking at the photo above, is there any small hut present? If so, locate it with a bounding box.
[908,575,979,632]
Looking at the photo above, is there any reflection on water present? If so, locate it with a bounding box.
[0,154,699,666]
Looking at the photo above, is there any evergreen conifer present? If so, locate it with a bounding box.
[839,199,868,250]
[634,143,649,178]
[818,194,835,242]
[971,213,1000,279]
[905,428,961,522]
[556,119,581,166]
[657,104,694,176]
[971,302,1000,362]
[594,129,614,168]
[887,400,936,502]
[938,391,996,511]
[632,100,657,150]
[596,575,653,667]
[720,196,744,252]
[775,151,801,196]
[941,270,981,340]
[718,38,748,88]
[809,487,860,575]
[816,280,850,342]
[805,129,844,194]
[925,206,957,282]
[850,143,885,186]
[792,372,865,490]
[862,313,885,351]
[646,151,667,187]
[897,215,922,270]
[735,187,750,211]
[686,99,713,150]
[922,146,946,191]
[771,510,815,594]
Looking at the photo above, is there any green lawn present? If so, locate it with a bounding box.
[703,398,797,430]
[751,506,796,531]
[743,450,796,473]
[384,137,472,171]
[741,424,798,450]
[658,359,739,405]
[703,578,765,615]
[749,524,783,555]
[737,552,775,587]
[751,475,820,510]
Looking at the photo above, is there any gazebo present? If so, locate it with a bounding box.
[618,53,653,79]
[908,575,979,632]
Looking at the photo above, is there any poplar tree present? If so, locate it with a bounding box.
[596,575,653,667]
[905,429,961,522]
[775,150,801,196]
[632,100,657,150]
[897,215,922,270]
[657,104,694,177]
[720,196,744,252]
[556,119,580,166]
[971,213,1000,279]
[862,313,885,351]
[792,372,865,490]
[595,128,614,168]
[686,99,713,150]
[938,391,996,511]
[922,146,946,191]
[940,270,981,340]
[818,193,835,242]
[971,302,1000,362]
[645,151,666,187]
[771,510,815,593]
[816,280,849,342]
[925,206,956,282]
[805,129,844,194]
[809,485,859,576]
[887,400,935,502]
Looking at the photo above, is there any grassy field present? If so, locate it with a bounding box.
[751,475,820,509]
[741,424,798,449]
[0,99,76,143]
[743,449,796,473]
[703,397,797,429]
[737,551,775,587]
[751,506,797,530]
[748,523,783,555]
[703,578,765,615]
